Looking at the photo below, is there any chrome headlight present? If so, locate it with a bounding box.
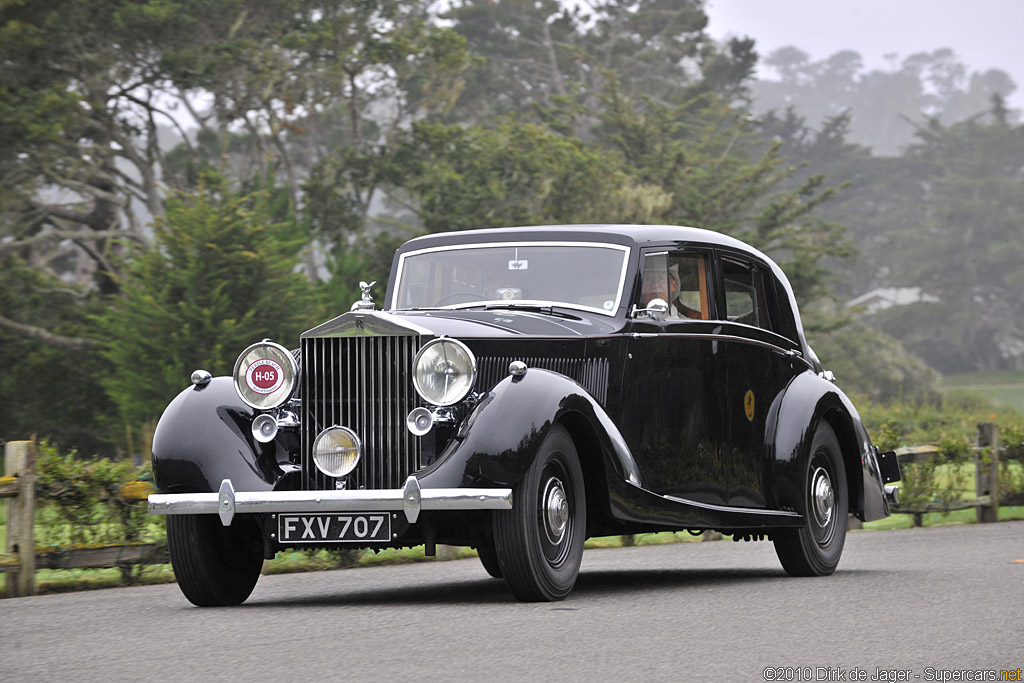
[312,426,362,478]
[233,340,297,410]
[412,338,476,407]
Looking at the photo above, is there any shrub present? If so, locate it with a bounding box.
[35,441,155,548]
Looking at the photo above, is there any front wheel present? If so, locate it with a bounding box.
[493,424,586,601]
[476,540,503,579]
[166,514,264,606]
[773,421,848,576]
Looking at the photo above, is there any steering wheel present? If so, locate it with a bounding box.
[434,291,483,306]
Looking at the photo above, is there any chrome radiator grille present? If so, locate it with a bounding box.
[301,335,423,491]
[477,356,610,405]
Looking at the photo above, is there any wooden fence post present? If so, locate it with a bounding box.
[976,423,1000,524]
[3,441,37,597]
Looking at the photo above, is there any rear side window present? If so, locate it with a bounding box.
[721,258,772,331]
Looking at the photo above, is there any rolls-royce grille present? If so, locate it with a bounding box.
[477,356,610,405]
[301,335,423,491]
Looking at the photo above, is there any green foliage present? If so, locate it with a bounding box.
[35,441,152,547]
[761,92,1024,375]
[444,0,754,126]
[94,172,317,432]
[389,119,667,232]
[879,106,1024,373]
[811,318,941,403]
[590,81,854,303]
[859,394,1024,510]
[896,436,972,510]
[752,47,1016,154]
[998,424,1024,504]
[0,258,117,455]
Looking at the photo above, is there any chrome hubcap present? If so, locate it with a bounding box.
[811,466,834,528]
[543,477,569,546]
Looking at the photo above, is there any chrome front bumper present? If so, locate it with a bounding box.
[149,476,513,526]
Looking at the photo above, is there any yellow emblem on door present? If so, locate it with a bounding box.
[744,390,755,422]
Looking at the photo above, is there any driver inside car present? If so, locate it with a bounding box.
[641,261,704,319]
[641,263,683,318]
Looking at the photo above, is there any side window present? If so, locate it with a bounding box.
[722,258,772,331]
[640,251,710,320]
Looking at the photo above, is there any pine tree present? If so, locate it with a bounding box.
[95,173,316,430]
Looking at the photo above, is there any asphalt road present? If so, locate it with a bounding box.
[2,523,1022,682]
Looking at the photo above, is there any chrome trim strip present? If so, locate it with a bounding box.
[391,241,631,317]
[631,331,801,356]
[302,310,435,339]
[150,477,513,526]
[660,489,803,518]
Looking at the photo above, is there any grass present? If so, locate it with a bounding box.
[864,505,1024,530]
[941,370,1024,411]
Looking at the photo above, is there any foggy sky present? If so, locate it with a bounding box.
[705,0,1024,111]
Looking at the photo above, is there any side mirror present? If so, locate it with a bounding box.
[631,298,669,321]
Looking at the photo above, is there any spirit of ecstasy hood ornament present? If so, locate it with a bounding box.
[351,280,377,311]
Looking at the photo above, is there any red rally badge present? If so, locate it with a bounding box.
[245,358,284,394]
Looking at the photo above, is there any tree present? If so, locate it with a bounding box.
[0,257,117,455]
[590,79,853,304]
[874,99,1024,372]
[1,0,470,333]
[751,47,1018,155]
[385,118,671,232]
[444,0,755,134]
[95,173,316,431]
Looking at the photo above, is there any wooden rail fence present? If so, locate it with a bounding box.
[891,422,1003,527]
[2,441,164,598]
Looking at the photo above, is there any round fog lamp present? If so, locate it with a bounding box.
[406,407,434,436]
[312,426,362,478]
[251,414,279,443]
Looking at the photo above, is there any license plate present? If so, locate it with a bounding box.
[277,513,392,544]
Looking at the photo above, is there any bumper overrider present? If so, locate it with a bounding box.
[148,476,513,527]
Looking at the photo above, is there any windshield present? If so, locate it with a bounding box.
[391,242,631,316]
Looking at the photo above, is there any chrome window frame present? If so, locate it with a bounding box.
[390,241,632,318]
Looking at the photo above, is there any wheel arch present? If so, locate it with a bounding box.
[417,368,640,499]
[152,376,293,494]
[818,406,865,523]
[557,410,613,536]
[771,371,874,518]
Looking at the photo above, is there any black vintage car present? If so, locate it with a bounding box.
[149,225,901,605]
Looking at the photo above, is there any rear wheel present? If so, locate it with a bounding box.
[773,421,848,576]
[166,514,264,606]
[493,425,586,601]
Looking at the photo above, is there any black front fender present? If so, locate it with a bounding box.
[417,368,641,491]
[152,377,294,494]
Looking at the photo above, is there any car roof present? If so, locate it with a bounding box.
[398,224,760,253]
[396,224,788,293]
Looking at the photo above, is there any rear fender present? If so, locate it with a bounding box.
[769,371,890,521]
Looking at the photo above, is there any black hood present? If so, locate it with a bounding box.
[302,308,621,340]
